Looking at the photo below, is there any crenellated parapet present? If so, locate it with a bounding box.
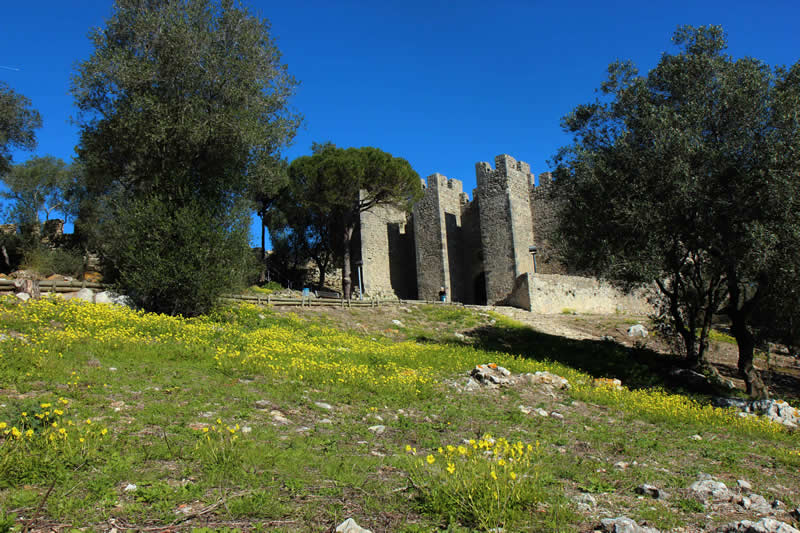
[357,152,561,305]
[474,154,536,304]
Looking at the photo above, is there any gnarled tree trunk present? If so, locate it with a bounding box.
[341,224,354,299]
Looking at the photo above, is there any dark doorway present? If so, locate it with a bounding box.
[474,272,487,305]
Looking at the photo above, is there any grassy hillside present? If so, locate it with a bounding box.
[0,297,798,532]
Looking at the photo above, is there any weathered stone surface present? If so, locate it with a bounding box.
[600,516,661,533]
[714,398,799,428]
[513,273,652,315]
[689,478,732,502]
[270,410,290,425]
[335,517,372,533]
[522,370,570,389]
[15,292,30,301]
[635,484,669,500]
[715,518,800,533]
[573,492,597,511]
[62,288,94,302]
[367,425,385,435]
[740,493,773,514]
[470,363,512,386]
[94,291,134,307]
[627,324,648,337]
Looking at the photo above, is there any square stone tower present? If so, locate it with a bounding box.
[475,154,535,304]
[412,173,471,301]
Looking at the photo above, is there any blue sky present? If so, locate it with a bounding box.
[3,0,800,245]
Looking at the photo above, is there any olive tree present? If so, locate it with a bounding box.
[552,26,800,397]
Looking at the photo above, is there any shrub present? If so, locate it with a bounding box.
[99,195,257,317]
[21,246,85,277]
[405,435,543,530]
[0,231,24,273]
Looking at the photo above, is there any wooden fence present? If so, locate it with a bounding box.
[221,293,463,308]
[0,279,462,308]
[0,279,105,293]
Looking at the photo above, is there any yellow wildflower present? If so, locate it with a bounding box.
[426,454,435,465]
[447,462,456,474]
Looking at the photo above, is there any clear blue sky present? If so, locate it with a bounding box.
[3,0,800,245]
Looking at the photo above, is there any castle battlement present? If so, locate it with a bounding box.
[359,152,561,305]
[423,173,464,194]
[476,154,535,190]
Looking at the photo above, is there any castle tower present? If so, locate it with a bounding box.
[475,154,535,304]
[412,173,470,301]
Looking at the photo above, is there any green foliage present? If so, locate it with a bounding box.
[71,0,299,311]
[283,143,422,296]
[552,25,800,395]
[72,0,300,204]
[21,246,85,278]
[0,230,24,273]
[99,196,257,316]
[0,82,41,176]
[247,282,282,295]
[0,509,16,533]
[405,437,544,530]
[1,156,79,228]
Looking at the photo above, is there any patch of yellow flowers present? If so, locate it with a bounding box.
[577,380,786,435]
[0,297,793,437]
[404,434,542,529]
[194,418,243,467]
[0,398,109,482]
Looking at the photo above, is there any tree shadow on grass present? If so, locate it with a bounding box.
[459,322,715,395]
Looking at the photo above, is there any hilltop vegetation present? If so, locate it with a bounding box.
[1,297,798,531]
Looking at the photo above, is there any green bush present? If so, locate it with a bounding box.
[0,231,24,273]
[99,196,257,316]
[21,246,85,277]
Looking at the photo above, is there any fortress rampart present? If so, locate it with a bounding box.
[357,153,565,306]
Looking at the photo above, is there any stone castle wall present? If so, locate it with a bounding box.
[359,199,415,298]
[509,272,653,315]
[476,155,536,304]
[412,173,471,301]
[530,173,565,274]
[354,153,636,312]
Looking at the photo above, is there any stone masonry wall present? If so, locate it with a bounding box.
[509,272,653,314]
[476,155,535,304]
[412,174,472,301]
[412,175,446,300]
[530,173,566,274]
[359,199,415,298]
[459,200,484,304]
[354,152,591,307]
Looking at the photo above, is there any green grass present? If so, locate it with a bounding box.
[0,297,798,531]
[708,328,737,345]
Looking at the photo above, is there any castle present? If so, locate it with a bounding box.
[356,153,562,304]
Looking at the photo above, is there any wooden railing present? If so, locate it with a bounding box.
[0,279,463,308]
[0,279,105,293]
[221,294,464,308]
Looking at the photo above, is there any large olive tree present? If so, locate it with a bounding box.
[71,0,300,315]
[553,26,800,397]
